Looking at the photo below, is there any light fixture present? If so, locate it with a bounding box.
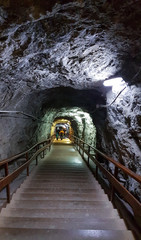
[103,77,123,87]
[103,77,126,92]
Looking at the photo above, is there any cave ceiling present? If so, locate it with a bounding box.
[0,0,141,106]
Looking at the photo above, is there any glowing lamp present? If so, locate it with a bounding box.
[103,77,123,86]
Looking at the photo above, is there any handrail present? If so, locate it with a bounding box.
[73,135,141,221]
[0,143,50,191]
[93,148,141,183]
[0,139,49,166]
[0,136,54,203]
[73,136,141,184]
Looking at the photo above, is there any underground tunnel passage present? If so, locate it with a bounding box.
[0,0,141,239]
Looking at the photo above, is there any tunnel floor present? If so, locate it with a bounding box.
[53,138,72,145]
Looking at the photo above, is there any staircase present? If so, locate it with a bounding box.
[0,143,135,240]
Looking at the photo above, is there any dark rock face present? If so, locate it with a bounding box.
[0,0,141,199]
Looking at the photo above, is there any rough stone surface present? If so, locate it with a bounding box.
[0,0,141,104]
[98,83,141,200]
[0,0,141,200]
[0,88,99,159]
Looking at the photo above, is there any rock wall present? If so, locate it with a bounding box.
[97,83,141,200]
[0,0,141,94]
[0,0,140,200]
[0,115,38,160]
[0,102,96,161]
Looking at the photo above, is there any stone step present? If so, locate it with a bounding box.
[23,178,97,184]
[12,192,109,201]
[25,179,95,183]
[25,175,96,180]
[37,170,87,172]
[9,199,113,209]
[38,166,87,168]
[37,167,86,169]
[16,187,105,193]
[20,185,101,190]
[32,174,91,178]
[0,216,127,230]
[35,168,88,171]
[20,182,101,189]
[36,171,88,174]
[0,229,135,240]
[34,172,90,176]
[31,174,93,179]
[39,170,88,171]
[35,165,90,168]
[21,183,99,189]
[38,163,85,165]
[1,207,119,218]
[38,162,84,164]
[29,172,93,177]
[37,167,86,170]
[38,168,87,170]
[27,176,93,180]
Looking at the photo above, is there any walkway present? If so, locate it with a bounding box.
[0,141,135,240]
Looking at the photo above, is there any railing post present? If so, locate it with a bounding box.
[43,143,45,158]
[36,145,39,165]
[79,139,81,153]
[77,138,79,151]
[5,163,10,203]
[83,142,85,158]
[76,138,78,150]
[49,139,51,151]
[110,166,118,202]
[88,145,90,166]
[41,143,45,159]
[26,152,29,176]
[95,165,98,180]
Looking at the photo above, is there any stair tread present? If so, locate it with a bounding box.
[20,186,101,190]
[0,216,127,230]
[12,192,108,200]
[16,187,103,192]
[24,179,96,183]
[19,183,101,189]
[21,183,99,187]
[0,229,135,240]
[27,176,94,179]
[1,207,119,218]
[9,199,113,209]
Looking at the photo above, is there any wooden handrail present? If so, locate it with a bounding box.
[73,135,141,220]
[0,137,54,203]
[0,143,51,191]
[92,148,141,183]
[0,139,49,166]
[73,136,141,184]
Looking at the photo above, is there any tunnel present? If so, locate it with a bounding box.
[0,0,141,239]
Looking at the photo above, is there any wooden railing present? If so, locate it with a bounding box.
[0,136,54,203]
[73,136,141,222]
